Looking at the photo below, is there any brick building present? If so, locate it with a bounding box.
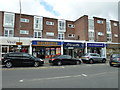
[0,11,119,58]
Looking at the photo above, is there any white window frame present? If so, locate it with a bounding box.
[58,20,66,32]
[107,33,112,42]
[97,20,103,24]
[58,33,65,40]
[114,34,118,38]
[46,32,54,36]
[4,12,15,27]
[4,28,14,37]
[113,23,117,26]
[34,31,42,38]
[98,32,104,36]
[68,24,75,28]
[46,21,54,25]
[34,16,43,30]
[20,30,29,34]
[68,34,75,38]
[88,31,94,41]
[88,19,94,30]
[20,18,29,23]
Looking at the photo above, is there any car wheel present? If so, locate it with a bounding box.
[34,62,40,67]
[5,62,12,68]
[102,59,106,63]
[89,59,94,64]
[57,61,62,66]
[76,61,81,65]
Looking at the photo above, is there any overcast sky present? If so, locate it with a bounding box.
[0,0,119,21]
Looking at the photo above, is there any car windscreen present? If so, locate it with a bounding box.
[112,54,120,58]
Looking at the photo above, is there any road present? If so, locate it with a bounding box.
[2,62,119,89]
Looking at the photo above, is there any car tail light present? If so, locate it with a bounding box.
[118,58,120,61]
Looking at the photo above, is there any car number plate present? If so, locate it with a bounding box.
[112,62,117,64]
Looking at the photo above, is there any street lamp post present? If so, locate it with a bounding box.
[18,0,21,52]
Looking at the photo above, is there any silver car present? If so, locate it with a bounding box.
[81,53,106,64]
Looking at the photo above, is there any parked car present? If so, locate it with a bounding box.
[81,53,106,64]
[109,54,120,67]
[2,52,44,68]
[49,55,82,66]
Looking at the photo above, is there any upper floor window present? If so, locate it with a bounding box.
[46,32,54,36]
[88,19,94,30]
[34,16,43,30]
[98,32,104,36]
[68,34,75,38]
[68,24,75,28]
[113,23,117,26]
[20,30,29,34]
[20,18,29,23]
[97,20,103,24]
[107,34,112,42]
[58,33,64,40]
[58,20,66,32]
[4,12,15,27]
[34,31,42,38]
[4,28,14,37]
[88,31,94,41]
[106,22,111,32]
[114,34,118,38]
[46,21,54,25]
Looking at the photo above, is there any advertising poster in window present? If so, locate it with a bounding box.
[56,48,61,55]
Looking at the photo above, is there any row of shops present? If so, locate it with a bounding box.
[0,37,120,59]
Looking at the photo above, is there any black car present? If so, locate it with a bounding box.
[49,55,82,66]
[109,54,120,67]
[2,52,44,68]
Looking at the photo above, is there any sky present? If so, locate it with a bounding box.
[0,0,119,21]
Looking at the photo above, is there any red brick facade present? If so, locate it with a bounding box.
[0,11,119,43]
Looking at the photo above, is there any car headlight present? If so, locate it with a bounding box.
[40,59,43,61]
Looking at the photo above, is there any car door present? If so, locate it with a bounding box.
[64,55,72,64]
[9,53,23,66]
[91,54,98,61]
[22,53,34,66]
[96,54,102,62]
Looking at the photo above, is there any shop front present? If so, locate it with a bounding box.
[86,43,106,57]
[0,37,31,58]
[106,43,120,58]
[32,40,61,59]
[63,42,85,58]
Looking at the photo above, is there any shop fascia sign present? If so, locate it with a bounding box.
[87,43,105,47]
[32,41,61,46]
[64,42,85,48]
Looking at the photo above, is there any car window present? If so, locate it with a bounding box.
[65,55,72,59]
[57,55,71,59]
[112,54,120,58]
[8,53,22,57]
[23,53,30,57]
[90,54,98,56]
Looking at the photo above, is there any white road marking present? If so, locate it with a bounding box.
[82,74,88,77]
